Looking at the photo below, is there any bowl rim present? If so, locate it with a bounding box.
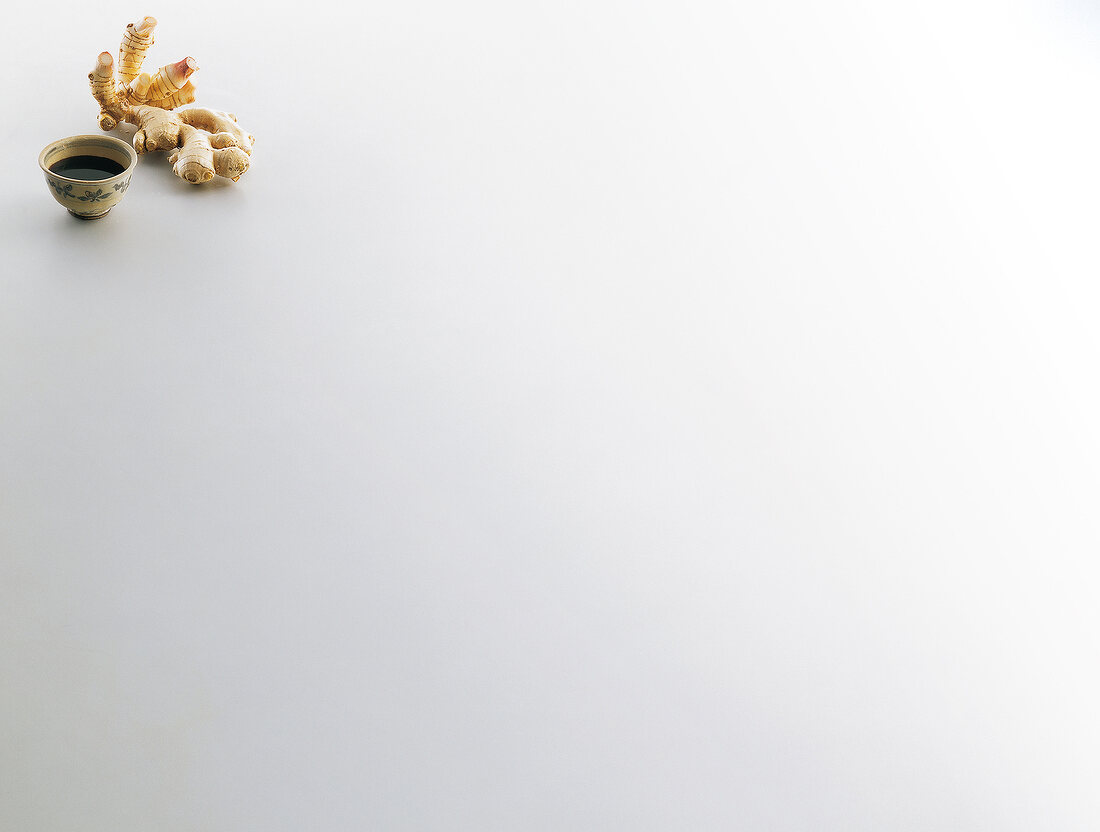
[38,134,138,185]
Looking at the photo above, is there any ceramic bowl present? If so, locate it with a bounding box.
[38,134,137,220]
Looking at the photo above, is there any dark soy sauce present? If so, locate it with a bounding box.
[49,155,126,181]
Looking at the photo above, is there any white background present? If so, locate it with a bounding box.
[3,0,1100,828]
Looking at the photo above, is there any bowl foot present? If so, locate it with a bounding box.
[68,208,110,220]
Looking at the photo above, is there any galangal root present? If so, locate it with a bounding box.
[89,16,255,184]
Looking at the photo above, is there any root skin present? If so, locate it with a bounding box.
[118,16,156,84]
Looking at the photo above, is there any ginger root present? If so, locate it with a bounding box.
[89,16,254,184]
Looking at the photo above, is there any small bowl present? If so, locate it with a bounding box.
[38,134,137,220]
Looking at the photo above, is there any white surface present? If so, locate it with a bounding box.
[4,0,1100,828]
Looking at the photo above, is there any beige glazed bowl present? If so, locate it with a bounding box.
[39,134,137,220]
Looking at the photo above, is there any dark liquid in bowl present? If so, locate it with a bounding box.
[49,155,126,181]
